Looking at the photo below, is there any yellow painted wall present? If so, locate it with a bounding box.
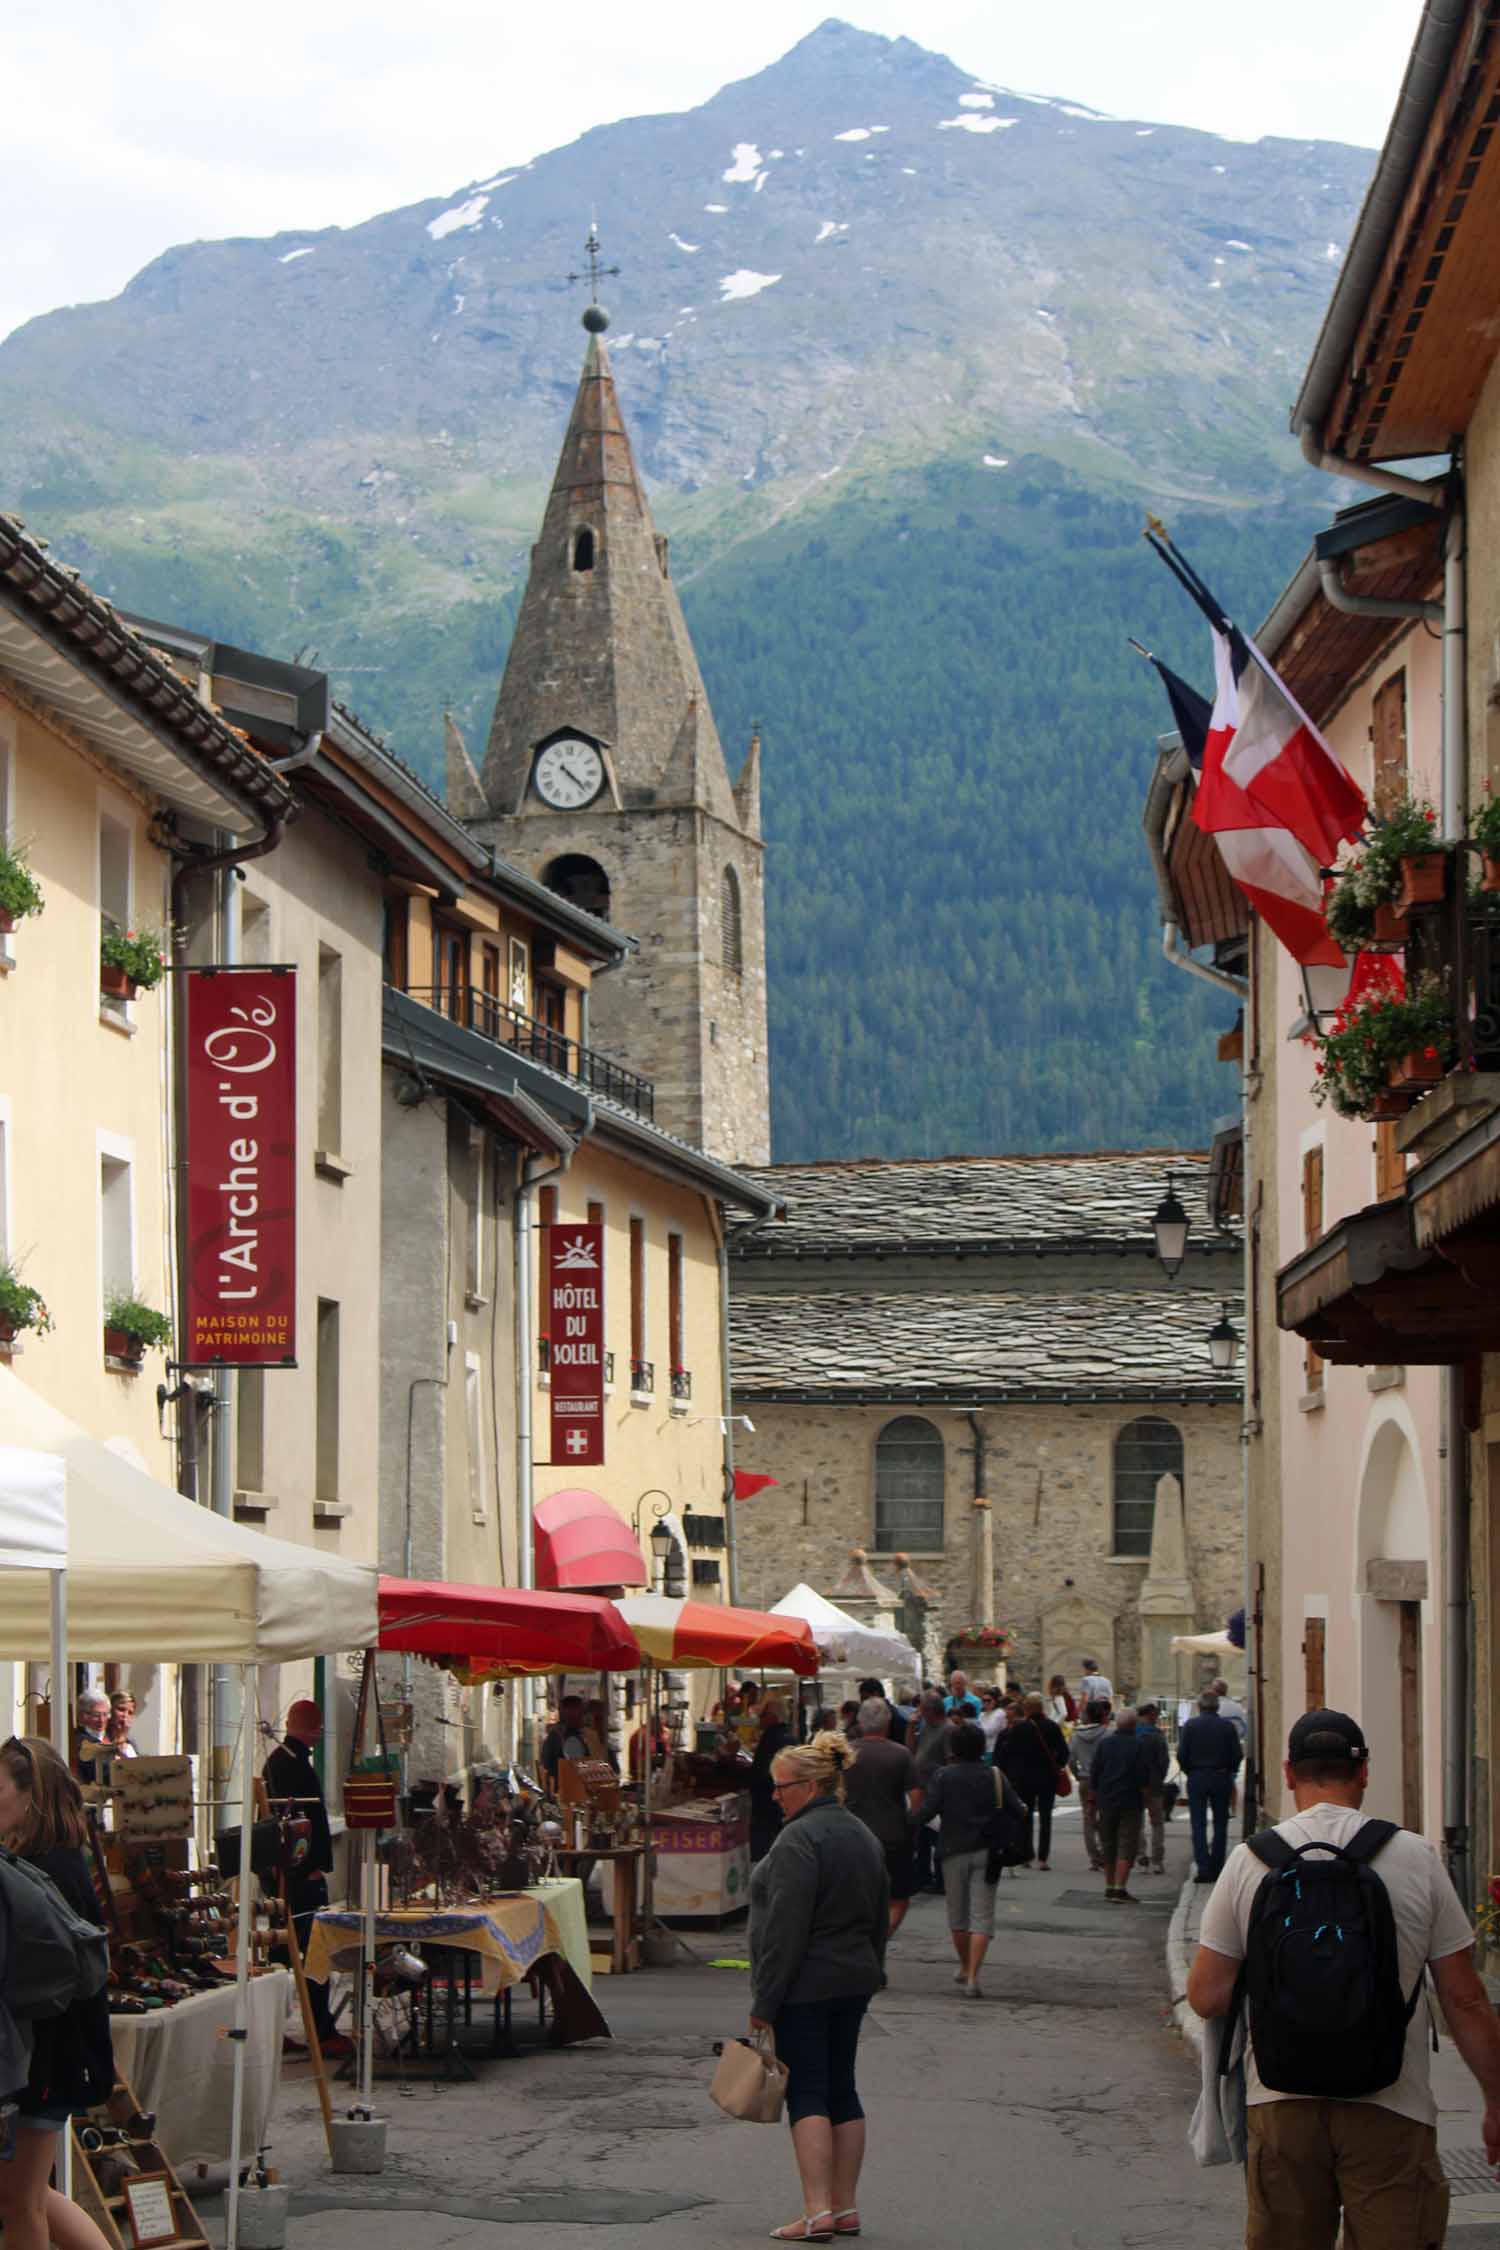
[0,689,177,1477]
[533,1142,728,1584]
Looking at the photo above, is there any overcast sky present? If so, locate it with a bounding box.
[4,0,1421,343]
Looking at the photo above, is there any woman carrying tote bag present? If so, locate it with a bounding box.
[747,1732,889,2242]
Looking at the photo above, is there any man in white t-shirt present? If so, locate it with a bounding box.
[1078,1659,1113,1710]
[1187,1707,1500,2249]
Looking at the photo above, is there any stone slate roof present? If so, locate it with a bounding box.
[730,1283,1240,1405]
[734,1151,1234,1259]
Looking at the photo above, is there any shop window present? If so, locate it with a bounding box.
[722,865,743,978]
[317,946,343,1157]
[543,854,612,922]
[1112,1416,1183,1558]
[874,1417,944,1552]
[315,1298,341,1504]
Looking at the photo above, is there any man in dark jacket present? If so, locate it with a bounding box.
[1089,1709,1150,1904]
[264,1699,345,2050]
[1176,1688,1243,1882]
[1135,1702,1172,1876]
[910,1691,953,1893]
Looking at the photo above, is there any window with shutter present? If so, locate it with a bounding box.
[1372,671,1408,817]
[1302,1146,1325,1392]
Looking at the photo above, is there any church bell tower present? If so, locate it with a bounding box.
[469,257,770,1166]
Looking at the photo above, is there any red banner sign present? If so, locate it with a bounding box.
[548,1221,605,1467]
[184,968,297,1366]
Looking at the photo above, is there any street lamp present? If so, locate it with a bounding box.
[632,1489,676,1587]
[1151,1174,1191,1278]
[1207,1302,1241,1373]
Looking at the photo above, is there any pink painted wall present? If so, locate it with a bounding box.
[1271,619,1445,1836]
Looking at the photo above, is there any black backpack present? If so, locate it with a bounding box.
[1222,1818,1424,2099]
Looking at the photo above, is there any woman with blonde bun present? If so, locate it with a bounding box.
[748,1730,889,2242]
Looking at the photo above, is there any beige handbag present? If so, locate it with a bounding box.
[710,2029,789,2124]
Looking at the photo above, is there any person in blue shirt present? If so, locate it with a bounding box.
[944,1669,981,1718]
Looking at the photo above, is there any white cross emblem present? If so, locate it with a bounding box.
[565,1428,590,1455]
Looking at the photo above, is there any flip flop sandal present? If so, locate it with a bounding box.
[769,2216,834,2241]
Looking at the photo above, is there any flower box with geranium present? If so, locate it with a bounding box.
[950,1625,1011,1652]
[100,925,166,999]
[1311,971,1454,1121]
[0,1260,52,1349]
[1473,787,1500,892]
[1324,793,1446,949]
[102,1291,173,1367]
[0,840,43,935]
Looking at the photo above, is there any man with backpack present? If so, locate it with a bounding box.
[1187,1708,1500,2248]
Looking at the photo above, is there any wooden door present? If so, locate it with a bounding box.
[1302,1617,1326,1710]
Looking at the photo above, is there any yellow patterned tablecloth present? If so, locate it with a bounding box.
[305,1892,563,1999]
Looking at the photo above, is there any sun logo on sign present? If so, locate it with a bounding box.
[554,1236,600,1271]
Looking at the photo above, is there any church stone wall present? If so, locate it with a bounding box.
[730,1398,1242,1692]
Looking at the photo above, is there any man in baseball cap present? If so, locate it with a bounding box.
[1187,1706,1500,2246]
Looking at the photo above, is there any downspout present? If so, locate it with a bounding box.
[166,731,317,924]
[1317,558,1442,627]
[210,858,241,1818]
[1163,923,1248,997]
[1296,426,1446,511]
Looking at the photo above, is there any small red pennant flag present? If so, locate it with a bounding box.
[733,1470,779,1500]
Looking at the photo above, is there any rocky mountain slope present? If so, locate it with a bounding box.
[0,21,1375,1159]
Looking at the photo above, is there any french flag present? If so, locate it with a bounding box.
[1191,626,1367,967]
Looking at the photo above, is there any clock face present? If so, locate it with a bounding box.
[534,736,604,809]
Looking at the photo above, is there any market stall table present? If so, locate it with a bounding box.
[305,1884,607,2062]
[109,1969,292,2170]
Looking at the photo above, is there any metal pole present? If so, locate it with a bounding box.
[48,1568,67,1761]
[717,1230,741,1605]
[359,1830,377,2111]
[225,1662,257,2250]
[1440,495,1472,1900]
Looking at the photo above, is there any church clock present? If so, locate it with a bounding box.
[533,736,604,809]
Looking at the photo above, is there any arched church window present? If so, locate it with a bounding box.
[722,864,743,978]
[543,854,611,922]
[1112,1415,1184,1558]
[874,1417,944,1553]
[572,528,595,573]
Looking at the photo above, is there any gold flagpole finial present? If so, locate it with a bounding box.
[1144,512,1168,542]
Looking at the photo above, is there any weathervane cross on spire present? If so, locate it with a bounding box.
[568,222,621,333]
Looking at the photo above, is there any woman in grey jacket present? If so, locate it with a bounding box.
[748,1731,889,2242]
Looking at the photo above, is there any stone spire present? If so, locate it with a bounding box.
[479,330,733,816]
[443,711,488,820]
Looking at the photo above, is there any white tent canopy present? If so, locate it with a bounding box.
[769,1582,920,1679]
[1169,1630,1241,1659]
[0,1367,377,1661]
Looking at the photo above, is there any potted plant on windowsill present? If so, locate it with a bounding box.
[1311,971,1454,1121]
[99,925,166,1001]
[1382,790,1446,911]
[0,840,44,937]
[102,1290,173,1367]
[0,1261,53,1352]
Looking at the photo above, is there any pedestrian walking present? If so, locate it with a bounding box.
[977,1686,1007,1755]
[944,1670,981,1718]
[748,1731,888,2243]
[842,1697,920,1933]
[264,1698,348,2051]
[1088,1706,1149,1902]
[910,1690,954,1893]
[856,1677,906,1749]
[1068,1699,1113,1870]
[749,1695,796,1863]
[1078,1657,1114,1709]
[1187,1708,1500,2250]
[1210,1676,1250,1743]
[1135,1701,1170,1875]
[1045,1675,1077,1726]
[918,1720,1023,1998]
[1177,1689,1243,1883]
[0,1736,116,2250]
[995,1693,1068,1869]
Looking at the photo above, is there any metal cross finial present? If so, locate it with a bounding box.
[568,223,621,303]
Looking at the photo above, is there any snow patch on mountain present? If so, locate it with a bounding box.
[669,234,701,253]
[279,248,314,264]
[723,144,764,184]
[427,195,489,241]
[720,270,782,302]
[939,114,1017,133]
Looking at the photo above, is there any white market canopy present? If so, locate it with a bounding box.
[769,1582,920,1679]
[0,1368,377,1661]
[1169,1631,1241,1659]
